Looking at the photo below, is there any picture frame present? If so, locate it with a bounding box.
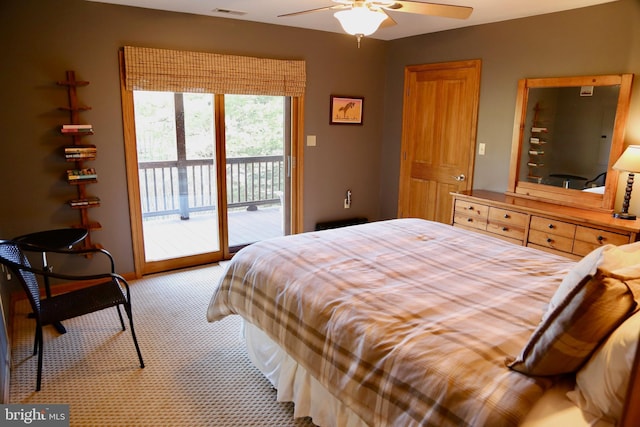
[330,95,364,125]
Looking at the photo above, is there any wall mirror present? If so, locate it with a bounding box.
[507,73,633,212]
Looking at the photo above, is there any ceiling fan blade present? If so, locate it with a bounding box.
[278,5,343,18]
[379,9,398,28]
[381,1,473,19]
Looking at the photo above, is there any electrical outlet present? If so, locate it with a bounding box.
[478,143,486,155]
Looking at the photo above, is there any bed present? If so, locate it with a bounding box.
[207,218,640,426]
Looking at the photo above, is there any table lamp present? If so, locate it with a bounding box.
[612,145,640,220]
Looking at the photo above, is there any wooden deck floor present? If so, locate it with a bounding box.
[142,206,283,261]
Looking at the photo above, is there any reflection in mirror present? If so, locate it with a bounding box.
[508,74,633,211]
[521,85,619,191]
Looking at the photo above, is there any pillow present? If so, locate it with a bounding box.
[508,269,637,375]
[508,242,640,376]
[567,308,640,424]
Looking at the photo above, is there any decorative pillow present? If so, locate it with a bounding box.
[508,268,637,375]
[567,307,640,424]
[508,242,640,376]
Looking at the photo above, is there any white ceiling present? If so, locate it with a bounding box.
[87,0,617,41]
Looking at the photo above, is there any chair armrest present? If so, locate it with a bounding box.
[2,257,130,291]
[16,243,116,273]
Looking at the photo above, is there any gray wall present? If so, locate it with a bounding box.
[380,0,640,218]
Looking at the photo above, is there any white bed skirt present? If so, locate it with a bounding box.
[242,320,611,427]
[244,320,368,427]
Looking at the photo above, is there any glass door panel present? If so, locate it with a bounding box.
[133,91,221,262]
[224,95,287,251]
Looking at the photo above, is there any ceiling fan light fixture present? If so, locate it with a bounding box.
[334,7,387,37]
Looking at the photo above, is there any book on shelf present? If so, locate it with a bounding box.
[528,162,544,167]
[67,168,97,181]
[61,124,93,134]
[64,145,96,150]
[528,150,544,155]
[62,124,92,129]
[65,153,97,160]
[64,145,97,159]
[61,128,93,134]
[531,126,548,133]
[64,145,96,151]
[68,197,100,207]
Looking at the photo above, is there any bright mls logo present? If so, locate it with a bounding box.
[2,404,69,426]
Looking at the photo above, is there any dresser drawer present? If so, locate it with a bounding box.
[454,200,489,219]
[486,222,525,241]
[528,229,574,253]
[530,216,576,238]
[488,207,528,228]
[453,212,487,231]
[572,226,632,256]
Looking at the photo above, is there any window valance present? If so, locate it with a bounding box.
[123,46,306,97]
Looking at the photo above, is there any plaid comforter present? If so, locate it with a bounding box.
[207,219,576,426]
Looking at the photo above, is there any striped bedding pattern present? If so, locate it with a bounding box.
[207,219,577,426]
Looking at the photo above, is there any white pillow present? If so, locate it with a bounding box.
[567,308,640,424]
[548,242,640,316]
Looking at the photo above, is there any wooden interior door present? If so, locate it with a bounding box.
[398,60,481,223]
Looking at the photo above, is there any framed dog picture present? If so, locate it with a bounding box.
[330,95,364,125]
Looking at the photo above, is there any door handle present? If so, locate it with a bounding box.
[452,174,466,182]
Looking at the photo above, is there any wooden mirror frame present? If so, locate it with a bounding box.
[507,73,634,212]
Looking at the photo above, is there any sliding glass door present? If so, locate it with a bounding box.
[128,91,289,273]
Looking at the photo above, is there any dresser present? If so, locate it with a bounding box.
[451,190,640,259]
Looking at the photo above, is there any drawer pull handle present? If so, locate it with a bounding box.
[468,206,474,210]
[546,238,553,243]
[597,235,604,241]
[548,224,554,229]
[504,214,510,219]
[502,227,508,232]
[467,218,473,222]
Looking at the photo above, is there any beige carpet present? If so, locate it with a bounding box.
[9,264,316,426]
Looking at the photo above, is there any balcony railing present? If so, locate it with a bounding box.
[138,155,284,219]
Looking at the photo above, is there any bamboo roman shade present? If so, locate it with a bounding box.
[123,46,306,97]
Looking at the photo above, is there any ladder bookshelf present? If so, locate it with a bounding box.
[57,70,101,251]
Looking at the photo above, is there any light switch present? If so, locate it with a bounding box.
[307,135,317,147]
[478,143,486,155]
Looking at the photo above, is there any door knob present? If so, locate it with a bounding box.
[453,174,466,182]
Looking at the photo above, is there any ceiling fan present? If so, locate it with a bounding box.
[278,0,473,46]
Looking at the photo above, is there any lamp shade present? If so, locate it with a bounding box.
[334,7,387,36]
[613,145,640,173]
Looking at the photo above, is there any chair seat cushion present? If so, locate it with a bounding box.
[40,281,127,325]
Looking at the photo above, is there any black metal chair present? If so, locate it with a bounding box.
[584,171,607,189]
[0,240,144,391]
